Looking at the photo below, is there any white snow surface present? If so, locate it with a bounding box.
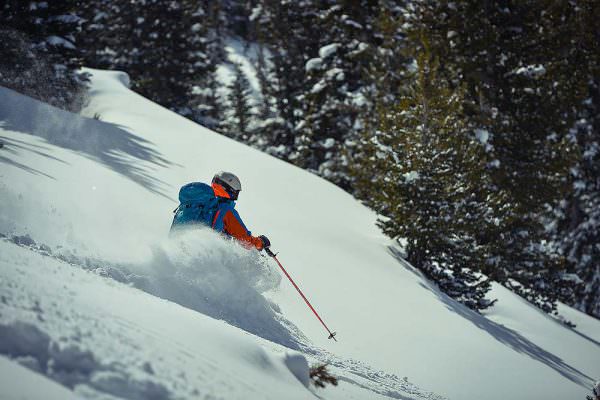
[0,355,79,400]
[305,58,323,72]
[403,171,420,182]
[474,128,489,144]
[0,69,599,400]
[0,239,310,400]
[318,43,340,59]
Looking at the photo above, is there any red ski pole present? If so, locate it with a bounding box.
[265,247,337,341]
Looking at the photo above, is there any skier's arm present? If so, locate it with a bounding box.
[222,210,264,250]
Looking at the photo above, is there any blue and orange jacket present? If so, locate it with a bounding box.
[211,183,264,250]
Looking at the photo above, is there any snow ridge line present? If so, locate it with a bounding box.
[1,233,446,400]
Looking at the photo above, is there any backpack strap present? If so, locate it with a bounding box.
[211,200,234,232]
[212,209,221,228]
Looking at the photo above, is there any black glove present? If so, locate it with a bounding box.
[259,235,271,248]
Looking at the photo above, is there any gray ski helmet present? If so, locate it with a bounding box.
[212,171,242,200]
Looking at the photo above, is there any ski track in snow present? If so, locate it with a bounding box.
[0,232,445,400]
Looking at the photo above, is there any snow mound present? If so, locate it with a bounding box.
[282,352,310,387]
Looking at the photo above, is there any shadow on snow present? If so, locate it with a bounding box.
[0,86,177,200]
[388,246,596,389]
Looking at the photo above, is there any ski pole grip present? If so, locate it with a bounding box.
[264,247,275,257]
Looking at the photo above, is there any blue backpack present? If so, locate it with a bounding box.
[170,182,220,231]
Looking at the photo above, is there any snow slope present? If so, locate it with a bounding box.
[0,69,599,400]
[0,240,312,400]
[0,355,79,400]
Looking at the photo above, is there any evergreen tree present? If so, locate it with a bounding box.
[252,1,408,192]
[254,44,272,121]
[407,0,592,313]
[362,5,411,125]
[190,70,224,131]
[309,364,338,389]
[250,0,321,161]
[550,2,600,319]
[556,81,600,318]
[223,63,254,141]
[76,0,121,68]
[297,1,382,191]
[251,43,290,156]
[79,0,222,117]
[354,41,494,310]
[222,0,256,39]
[0,0,87,110]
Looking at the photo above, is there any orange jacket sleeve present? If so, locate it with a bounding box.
[222,210,264,250]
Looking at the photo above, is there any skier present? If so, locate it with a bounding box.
[171,171,270,251]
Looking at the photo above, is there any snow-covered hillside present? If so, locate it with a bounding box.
[1,70,599,400]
